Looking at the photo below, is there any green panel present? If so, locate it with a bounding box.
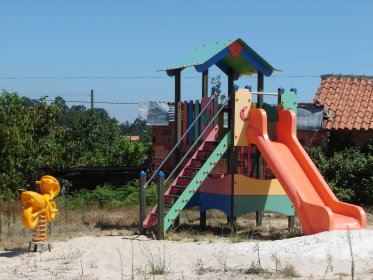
[194,100,200,141]
[233,195,295,217]
[281,91,297,112]
[222,55,257,76]
[164,131,231,231]
[164,38,278,75]
[263,103,278,122]
[169,40,230,69]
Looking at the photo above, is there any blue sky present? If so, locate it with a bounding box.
[1,1,372,123]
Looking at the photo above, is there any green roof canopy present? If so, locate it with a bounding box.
[164,38,279,77]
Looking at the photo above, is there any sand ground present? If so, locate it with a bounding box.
[1,229,373,280]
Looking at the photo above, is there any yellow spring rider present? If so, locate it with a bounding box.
[20,175,60,252]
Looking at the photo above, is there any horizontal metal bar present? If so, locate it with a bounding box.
[251,91,279,96]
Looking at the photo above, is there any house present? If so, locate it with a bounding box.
[125,135,140,141]
[313,74,373,147]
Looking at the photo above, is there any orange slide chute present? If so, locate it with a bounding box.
[246,109,366,235]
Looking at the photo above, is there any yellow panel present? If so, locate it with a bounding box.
[234,89,252,146]
[233,174,287,195]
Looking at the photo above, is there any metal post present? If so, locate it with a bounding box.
[139,171,147,235]
[202,70,208,98]
[157,171,165,240]
[256,72,264,227]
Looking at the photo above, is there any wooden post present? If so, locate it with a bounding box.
[288,216,295,230]
[173,216,180,228]
[202,70,208,98]
[200,210,206,231]
[157,171,165,240]
[174,71,181,173]
[139,171,147,235]
[256,72,264,227]
[227,72,235,174]
[227,72,237,227]
[227,216,237,232]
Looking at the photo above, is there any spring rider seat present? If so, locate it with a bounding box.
[20,175,60,252]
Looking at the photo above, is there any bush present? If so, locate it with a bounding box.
[56,180,158,209]
[307,145,373,206]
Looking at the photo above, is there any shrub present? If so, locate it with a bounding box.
[307,145,373,206]
[56,180,158,209]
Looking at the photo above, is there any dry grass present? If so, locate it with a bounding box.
[0,201,139,250]
[1,201,372,251]
[166,208,303,244]
[0,201,302,254]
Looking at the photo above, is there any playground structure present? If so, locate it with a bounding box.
[141,38,366,237]
[20,175,60,251]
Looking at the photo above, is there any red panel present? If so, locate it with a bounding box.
[228,41,244,58]
[199,175,232,195]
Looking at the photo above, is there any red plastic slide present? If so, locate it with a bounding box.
[246,109,366,235]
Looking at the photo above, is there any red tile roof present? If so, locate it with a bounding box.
[314,74,373,130]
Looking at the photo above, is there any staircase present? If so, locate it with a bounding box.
[143,127,231,232]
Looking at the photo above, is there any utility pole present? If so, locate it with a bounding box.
[90,89,94,110]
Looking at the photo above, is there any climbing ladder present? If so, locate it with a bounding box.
[164,131,230,231]
[143,127,231,231]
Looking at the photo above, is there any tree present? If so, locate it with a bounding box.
[0,91,63,199]
[120,118,151,142]
[210,75,225,103]
[0,91,151,199]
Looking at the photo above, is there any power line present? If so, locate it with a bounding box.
[43,99,140,105]
[0,76,190,80]
[0,75,321,80]
[272,48,373,64]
